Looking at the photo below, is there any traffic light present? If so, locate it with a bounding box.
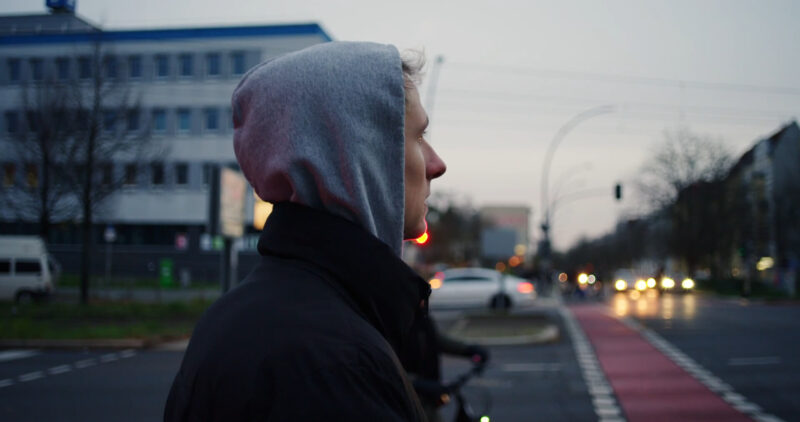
[614,183,622,201]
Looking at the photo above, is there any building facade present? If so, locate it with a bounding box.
[0,6,331,282]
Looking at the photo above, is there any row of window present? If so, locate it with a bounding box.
[3,51,250,83]
[3,106,233,135]
[1,162,234,189]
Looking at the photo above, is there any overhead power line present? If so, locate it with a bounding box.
[444,61,800,97]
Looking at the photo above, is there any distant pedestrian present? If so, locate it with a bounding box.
[164,41,446,421]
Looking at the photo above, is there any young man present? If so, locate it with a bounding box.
[164,41,446,421]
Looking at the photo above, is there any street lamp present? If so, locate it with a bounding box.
[539,105,615,260]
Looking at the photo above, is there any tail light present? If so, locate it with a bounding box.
[517,281,534,294]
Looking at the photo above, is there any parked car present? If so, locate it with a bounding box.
[428,267,536,310]
[0,236,59,303]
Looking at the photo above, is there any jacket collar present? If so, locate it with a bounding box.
[257,202,430,354]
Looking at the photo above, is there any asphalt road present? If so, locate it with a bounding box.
[1,292,797,421]
[614,290,800,421]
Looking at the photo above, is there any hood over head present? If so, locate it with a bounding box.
[232,41,407,255]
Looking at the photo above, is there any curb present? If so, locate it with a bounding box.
[465,324,560,346]
[446,312,561,346]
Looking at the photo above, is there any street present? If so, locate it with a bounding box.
[1,292,798,421]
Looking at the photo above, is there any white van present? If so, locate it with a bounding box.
[0,236,59,303]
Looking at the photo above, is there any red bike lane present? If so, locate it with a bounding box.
[569,304,752,422]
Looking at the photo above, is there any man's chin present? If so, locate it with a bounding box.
[403,223,427,241]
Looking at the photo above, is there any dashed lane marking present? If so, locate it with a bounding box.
[0,349,139,390]
[0,349,40,363]
[47,365,71,375]
[74,358,97,369]
[18,371,44,382]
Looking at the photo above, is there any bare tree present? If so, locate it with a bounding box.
[1,41,161,304]
[636,127,733,210]
[0,79,81,239]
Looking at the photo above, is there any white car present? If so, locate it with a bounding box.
[428,267,536,310]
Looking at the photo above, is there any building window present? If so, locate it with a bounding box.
[206,53,220,77]
[104,57,117,79]
[179,54,193,77]
[175,163,188,185]
[25,163,38,188]
[25,111,39,133]
[2,163,15,187]
[128,56,142,79]
[127,110,139,132]
[152,109,166,132]
[78,56,92,80]
[155,55,169,78]
[100,163,113,186]
[4,111,18,134]
[30,58,44,81]
[202,163,213,186]
[231,52,246,76]
[103,110,116,132]
[124,164,137,186]
[204,108,219,131]
[56,57,69,80]
[7,59,20,82]
[151,163,164,186]
[177,109,191,133]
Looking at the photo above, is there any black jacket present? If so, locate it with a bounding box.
[165,203,430,421]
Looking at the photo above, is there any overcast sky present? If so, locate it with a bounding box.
[4,0,799,250]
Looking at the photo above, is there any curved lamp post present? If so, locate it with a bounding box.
[539,105,615,260]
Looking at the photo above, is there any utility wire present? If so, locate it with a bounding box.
[444,61,800,97]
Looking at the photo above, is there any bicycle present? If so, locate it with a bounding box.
[443,361,492,422]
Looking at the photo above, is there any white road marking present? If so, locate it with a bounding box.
[100,353,118,363]
[119,349,137,359]
[0,349,140,390]
[728,357,781,366]
[502,363,561,372]
[48,365,72,375]
[18,371,44,382]
[74,358,97,369]
[0,349,40,363]
[560,307,627,422]
[622,317,783,422]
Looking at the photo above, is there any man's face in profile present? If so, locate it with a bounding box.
[403,85,446,239]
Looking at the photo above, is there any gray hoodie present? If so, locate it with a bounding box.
[232,41,407,255]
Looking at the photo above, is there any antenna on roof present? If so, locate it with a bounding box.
[47,0,76,14]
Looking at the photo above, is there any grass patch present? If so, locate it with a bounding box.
[0,299,213,340]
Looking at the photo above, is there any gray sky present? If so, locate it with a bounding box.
[4,0,799,250]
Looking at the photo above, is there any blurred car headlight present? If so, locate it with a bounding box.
[615,279,627,291]
[578,273,588,284]
[429,278,442,289]
[635,279,647,291]
[681,278,695,290]
[661,277,675,289]
[646,278,656,289]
